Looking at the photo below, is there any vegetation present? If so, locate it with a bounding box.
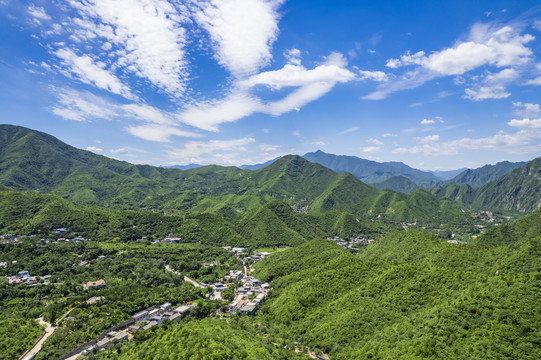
[0,241,239,359]
[91,317,306,360]
[0,125,489,228]
[450,160,526,188]
[252,210,541,359]
[432,158,541,213]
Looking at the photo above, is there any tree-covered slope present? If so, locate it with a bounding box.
[94,318,306,360]
[0,189,385,247]
[431,158,540,214]
[451,160,526,188]
[371,175,422,193]
[254,214,541,359]
[471,158,541,213]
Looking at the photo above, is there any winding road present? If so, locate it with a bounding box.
[19,318,55,360]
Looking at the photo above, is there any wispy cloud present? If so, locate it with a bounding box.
[167,137,256,165]
[85,146,103,153]
[179,52,356,131]
[361,146,381,153]
[340,126,360,135]
[51,88,201,142]
[513,101,540,118]
[394,116,541,155]
[54,48,137,100]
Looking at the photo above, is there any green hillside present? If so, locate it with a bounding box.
[0,189,386,247]
[253,211,541,359]
[91,317,306,360]
[371,175,422,193]
[451,160,526,188]
[431,158,540,214]
[471,158,541,213]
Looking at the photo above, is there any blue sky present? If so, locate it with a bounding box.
[1,0,540,170]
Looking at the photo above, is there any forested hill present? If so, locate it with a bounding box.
[253,211,541,359]
[450,160,526,188]
[431,158,541,213]
[0,125,476,226]
[0,188,391,247]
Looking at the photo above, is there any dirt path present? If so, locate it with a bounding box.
[19,318,55,359]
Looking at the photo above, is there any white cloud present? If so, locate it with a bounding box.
[508,118,541,129]
[533,20,541,31]
[463,68,519,100]
[126,124,199,142]
[368,24,535,99]
[259,144,280,152]
[177,92,263,132]
[28,5,50,21]
[421,119,435,125]
[525,63,541,85]
[382,133,397,137]
[239,52,355,90]
[361,146,381,153]
[284,48,301,65]
[420,134,440,143]
[168,137,256,165]
[388,26,533,75]
[358,70,388,82]
[85,146,103,152]
[368,138,383,145]
[339,126,360,135]
[67,0,189,96]
[464,85,510,100]
[394,116,541,155]
[311,141,325,146]
[54,48,136,100]
[193,0,284,77]
[180,52,356,131]
[513,101,541,118]
[51,88,201,141]
[292,130,301,137]
[110,146,147,154]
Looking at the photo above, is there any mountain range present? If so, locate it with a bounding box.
[0,124,539,218]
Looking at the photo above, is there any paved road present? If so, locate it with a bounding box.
[165,265,201,288]
[20,318,55,359]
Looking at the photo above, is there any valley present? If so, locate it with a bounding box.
[0,125,539,359]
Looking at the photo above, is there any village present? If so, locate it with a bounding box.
[59,248,272,359]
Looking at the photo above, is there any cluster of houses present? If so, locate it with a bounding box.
[1,233,37,244]
[327,236,374,249]
[84,279,106,290]
[6,270,51,285]
[149,233,183,244]
[228,273,270,315]
[132,302,194,330]
[77,302,195,356]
